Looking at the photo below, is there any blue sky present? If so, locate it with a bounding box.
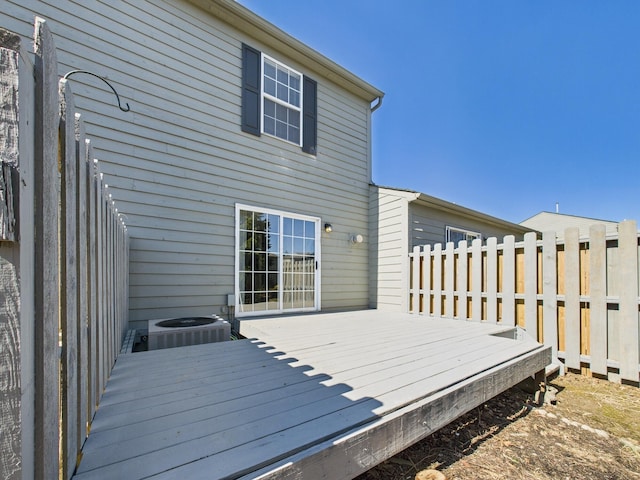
[238,1,640,225]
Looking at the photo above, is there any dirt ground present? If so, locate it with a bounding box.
[357,373,640,480]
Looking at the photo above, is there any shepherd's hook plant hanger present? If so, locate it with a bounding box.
[62,70,131,112]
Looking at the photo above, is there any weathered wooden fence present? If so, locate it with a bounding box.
[409,221,640,385]
[1,19,129,480]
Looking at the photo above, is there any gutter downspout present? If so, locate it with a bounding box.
[370,96,383,113]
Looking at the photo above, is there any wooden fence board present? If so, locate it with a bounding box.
[1,19,130,479]
[457,240,468,321]
[588,224,607,375]
[60,78,80,479]
[76,115,89,449]
[422,244,431,315]
[618,220,639,383]
[502,236,515,326]
[471,238,482,322]
[411,245,419,313]
[433,244,442,317]
[96,167,105,396]
[33,18,61,480]
[411,222,640,383]
[486,237,498,323]
[86,143,98,419]
[564,228,581,370]
[444,242,454,317]
[523,232,538,337]
[0,31,24,480]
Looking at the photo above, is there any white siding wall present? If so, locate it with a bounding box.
[369,186,410,311]
[4,0,374,324]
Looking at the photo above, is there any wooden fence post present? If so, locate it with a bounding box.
[542,231,559,369]
[33,18,61,480]
[618,220,639,383]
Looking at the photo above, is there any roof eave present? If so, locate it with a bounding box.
[187,0,384,103]
[413,192,533,235]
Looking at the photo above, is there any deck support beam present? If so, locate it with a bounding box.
[244,345,551,480]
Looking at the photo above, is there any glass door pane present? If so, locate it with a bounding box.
[239,210,280,313]
[282,218,315,311]
[238,206,318,315]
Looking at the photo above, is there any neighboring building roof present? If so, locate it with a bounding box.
[520,211,619,237]
[188,0,384,103]
[376,185,533,235]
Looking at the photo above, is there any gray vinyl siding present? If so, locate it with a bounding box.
[4,0,374,323]
[410,206,528,248]
[369,186,411,311]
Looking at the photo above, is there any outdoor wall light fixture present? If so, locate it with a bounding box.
[324,223,333,233]
[350,234,364,244]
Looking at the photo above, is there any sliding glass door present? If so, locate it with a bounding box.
[236,205,320,316]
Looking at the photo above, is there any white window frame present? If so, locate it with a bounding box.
[235,204,321,317]
[446,226,482,245]
[260,53,303,147]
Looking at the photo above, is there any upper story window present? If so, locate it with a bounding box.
[446,226,482,245]
[241,43,317,155]
[262,55,302,145]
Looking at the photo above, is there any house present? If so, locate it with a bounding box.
[369,185,534,312]
[3,0,384,329]
[521,211,620,239]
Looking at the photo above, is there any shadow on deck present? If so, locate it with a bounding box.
[74,311,551,479]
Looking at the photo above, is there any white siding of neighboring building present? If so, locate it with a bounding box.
[4,0,375,324]
[521,212,620,240]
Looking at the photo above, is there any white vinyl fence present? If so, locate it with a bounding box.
[409,221,640,385]
[1,19,129,480]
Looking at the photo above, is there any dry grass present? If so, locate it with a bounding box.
[358,373,640,480]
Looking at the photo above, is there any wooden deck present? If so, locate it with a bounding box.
[73,310,551,479]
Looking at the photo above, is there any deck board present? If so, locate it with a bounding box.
[74,310,550,479]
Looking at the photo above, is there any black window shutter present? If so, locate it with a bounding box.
[302,76,317,154]
[241,43,261,136]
